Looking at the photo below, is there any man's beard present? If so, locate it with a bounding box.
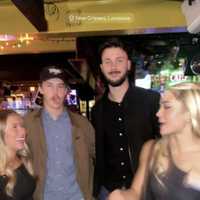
[104,71,128,87]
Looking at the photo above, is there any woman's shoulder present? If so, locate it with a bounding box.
[139,138,166,166]
[139,140,156,163]
[143,140,156,150]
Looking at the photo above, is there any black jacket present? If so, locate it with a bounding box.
[91,85,160,197]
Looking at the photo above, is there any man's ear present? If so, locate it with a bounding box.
[128,59,131,71]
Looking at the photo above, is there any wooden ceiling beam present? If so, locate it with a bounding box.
[11,0,48,31]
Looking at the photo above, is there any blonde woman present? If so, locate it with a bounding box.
[0,110,36,199]
[109,82,200,200]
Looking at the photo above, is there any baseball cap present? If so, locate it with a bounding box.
[40,65,67,84]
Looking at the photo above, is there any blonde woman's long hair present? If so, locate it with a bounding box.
[0,110,34,197]
[151,82,200,186]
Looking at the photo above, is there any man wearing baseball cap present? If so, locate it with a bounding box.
[24,65,95,200]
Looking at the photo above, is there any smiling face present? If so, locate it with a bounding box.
[156,90,190,136]
[100,47,131,87]
[4,114,26,154]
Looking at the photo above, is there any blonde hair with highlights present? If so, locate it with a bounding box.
[151,83,200,186]
[0,110,34,197]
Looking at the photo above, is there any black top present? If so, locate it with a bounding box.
[103,97,133,191]
[92,84,160,196]
[143,162,200,200]
[0,164,36,200]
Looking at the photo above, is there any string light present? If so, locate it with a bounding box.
[0,33,34,51]
[19,33,34,43]
[0,33,75,52]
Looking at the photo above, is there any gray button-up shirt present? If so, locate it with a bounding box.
[42,109,83,200]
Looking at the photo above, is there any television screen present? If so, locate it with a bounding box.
[66,89,78,106]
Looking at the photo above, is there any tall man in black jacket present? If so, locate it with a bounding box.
[91,38,160,200]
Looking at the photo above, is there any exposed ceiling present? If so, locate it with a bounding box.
[0,0,187,55]
[0,0,191,85]
[0,0,187,34]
